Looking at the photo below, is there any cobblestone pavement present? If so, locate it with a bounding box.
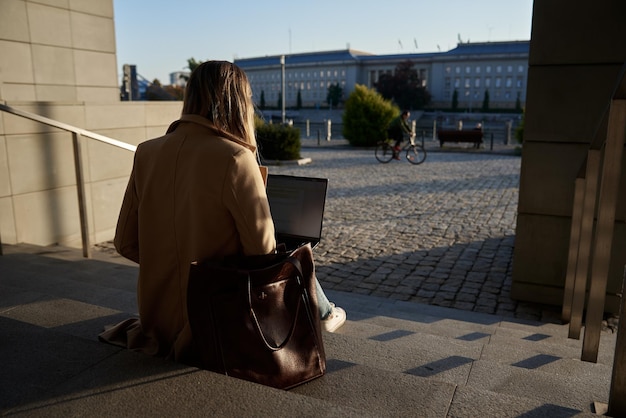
[97,142,564,323]
[267,144,563,323]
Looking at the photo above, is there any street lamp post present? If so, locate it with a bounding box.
[280,55,286,124]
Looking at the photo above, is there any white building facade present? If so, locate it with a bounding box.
[235,41,529,110]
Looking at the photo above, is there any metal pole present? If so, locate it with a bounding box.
[71,132,91,258]
[280,55,286,124]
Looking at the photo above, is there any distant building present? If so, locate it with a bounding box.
[170,71,190,87]
[235,40,529,110]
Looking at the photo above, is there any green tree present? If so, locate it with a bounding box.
[515,109,525,144]
[515,92,522,112]
[481,90,490,112]
[342,84,398,147]
[179,58,204,82]
[374,60,431,110]
[145,78,177,101]
[163,84,184,100]
[326,83,343,108]
[451,89,459,111]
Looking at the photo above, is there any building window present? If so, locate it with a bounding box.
[475,66,481,74]
[485,77,491,88]
[505,77,512,88]
[454,77,460,88]
[486,65,492,73]
[507,65,513,73]
[516,77,523,88]
[518,65,524,73]
[465,66,471,74]
[445,66,451,74]
[455,66,461,74]
[464,78,470,88]
[474,78,480,88]
[444,77,451,89]
[496,65,502,73]
[495,77,502,88]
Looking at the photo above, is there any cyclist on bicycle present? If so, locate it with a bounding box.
[387,110,413,160]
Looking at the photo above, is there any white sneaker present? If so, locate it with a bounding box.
[322,303,346,332]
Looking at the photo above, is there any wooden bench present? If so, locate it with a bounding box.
[437,129,483,149]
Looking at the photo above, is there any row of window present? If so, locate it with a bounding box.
[444,76,524,90]
[443,90,522,100]
[248,69,346,81]
[445,64,525,75]
[251,80,345,92]
[368,69,428,86]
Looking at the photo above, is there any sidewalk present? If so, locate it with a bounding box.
[264,146,555,322]
[96,146,553,323]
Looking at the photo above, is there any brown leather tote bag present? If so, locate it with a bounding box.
[187,243,326,389]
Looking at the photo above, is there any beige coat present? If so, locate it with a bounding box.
[100,114,276,362]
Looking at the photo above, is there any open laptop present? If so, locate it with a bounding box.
[266,174,328,251]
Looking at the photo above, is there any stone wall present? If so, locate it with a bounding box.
[0,0,182,248]
[511,1,626,312]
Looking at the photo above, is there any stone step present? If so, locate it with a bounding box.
[329,289,617,366]
[323,327,612,406]
[0,245,615,416]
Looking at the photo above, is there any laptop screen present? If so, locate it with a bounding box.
[266,174,328,247]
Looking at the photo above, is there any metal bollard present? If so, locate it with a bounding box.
[326,120,332,141]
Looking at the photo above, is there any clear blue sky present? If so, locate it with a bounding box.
[113,0,534,84]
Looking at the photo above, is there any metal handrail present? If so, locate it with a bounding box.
[0,103,136,258]
[0,104,137,152]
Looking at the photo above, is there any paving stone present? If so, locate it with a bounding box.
[95,146,559,322]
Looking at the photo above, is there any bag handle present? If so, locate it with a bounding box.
[247,257,304,351]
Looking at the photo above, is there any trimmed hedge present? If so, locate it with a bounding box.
[256,122,301,161]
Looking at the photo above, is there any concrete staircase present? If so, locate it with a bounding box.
[0,244,616,417]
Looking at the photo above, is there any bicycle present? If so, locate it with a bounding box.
[375,133,427,165]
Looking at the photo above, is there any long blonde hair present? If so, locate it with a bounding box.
[182,61,256,146]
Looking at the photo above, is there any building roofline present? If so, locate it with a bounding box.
[234,40,529,68]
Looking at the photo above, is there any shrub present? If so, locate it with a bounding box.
[256,121,301,161]
[342,84,398,147]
